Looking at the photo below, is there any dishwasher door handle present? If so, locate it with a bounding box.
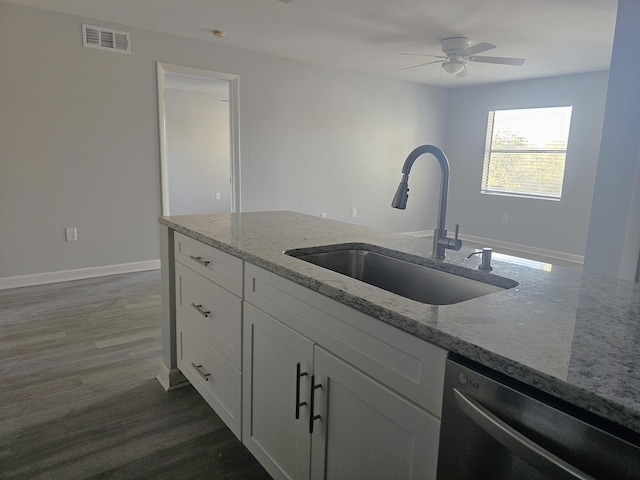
[453,388,596,480]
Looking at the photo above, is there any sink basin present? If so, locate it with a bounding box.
[285,244,518,305]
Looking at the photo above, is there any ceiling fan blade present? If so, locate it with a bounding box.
[462,42,495,56]
[398,53,446,58]
[396,59,445,72]
[469,56,525,66]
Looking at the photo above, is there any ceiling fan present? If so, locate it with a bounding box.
[398,37,525,77]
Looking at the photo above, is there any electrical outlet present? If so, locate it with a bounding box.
[502,213,509,223]
[352,208,358,218]
[65,227,77,242]
[321,212,327,218]
[215,192,221,200]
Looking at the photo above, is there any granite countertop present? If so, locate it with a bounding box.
[159,211,640,434]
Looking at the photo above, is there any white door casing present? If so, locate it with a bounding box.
[157,62,241,215]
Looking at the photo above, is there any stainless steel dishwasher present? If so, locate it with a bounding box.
[437,357,640,479]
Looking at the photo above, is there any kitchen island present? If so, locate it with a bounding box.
[158,211,640,440]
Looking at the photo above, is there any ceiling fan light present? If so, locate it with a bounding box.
[442,59,465,75]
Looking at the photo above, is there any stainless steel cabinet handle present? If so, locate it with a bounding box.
[453,388,595,480]
[191,363,211,381]
[189,255,210,267]
[295,362,308,420]
[309,374,322,434]
[190,303,210,318]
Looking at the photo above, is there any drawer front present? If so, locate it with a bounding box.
[176,262,242,368]
[174,231,243,297]
[177,316,242,439]
[244,263,447,417]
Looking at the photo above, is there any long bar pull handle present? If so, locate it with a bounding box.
[189,255,210,267]
[309,374,322,434]
[190,303,210,318]
[191,363,211,381]
[453,388,595,480]
[295,362,308,420]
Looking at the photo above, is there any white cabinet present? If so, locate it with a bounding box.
[243,303,314,480]
[177,316,242,437]
[174,232,243,439]
[174,231,243,296]
[310,347,440,480]
[243,263,446,480]
[165,231,447,479]
[175,262,242,369]
[243,263,447,417]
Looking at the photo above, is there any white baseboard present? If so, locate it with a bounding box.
[402,229,432,237]
[459,234,584,264]
[0,259,161,290]
[402,231,584,264]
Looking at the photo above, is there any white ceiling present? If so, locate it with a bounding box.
[5,0,619,87]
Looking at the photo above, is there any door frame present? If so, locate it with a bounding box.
[156,62,241,215]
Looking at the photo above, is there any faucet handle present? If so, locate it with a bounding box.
[450,223,462,250]
[439,224,462,251]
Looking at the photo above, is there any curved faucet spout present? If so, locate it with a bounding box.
[391,145,462,259]
[397,145,450,236]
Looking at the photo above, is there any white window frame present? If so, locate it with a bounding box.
[481,106,573,201]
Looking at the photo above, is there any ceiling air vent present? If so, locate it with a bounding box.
[82,24,131,54]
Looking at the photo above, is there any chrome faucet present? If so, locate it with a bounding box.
[392,145,462,259]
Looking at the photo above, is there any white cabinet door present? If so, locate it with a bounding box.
[310,347,441,480]
[243,303,315,480]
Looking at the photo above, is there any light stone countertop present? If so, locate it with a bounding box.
[159,211,640,434]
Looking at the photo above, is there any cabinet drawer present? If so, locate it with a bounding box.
[176,262,242,368]
[174,231,243,296]
[244,263,447,417]
[177,316,242,439]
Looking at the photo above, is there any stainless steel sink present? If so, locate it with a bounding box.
[285,244,518,305]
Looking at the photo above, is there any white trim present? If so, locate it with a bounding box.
[402,229,432,237]
[459,234,583,264]
[157,63,170,215]
[401,230,583,264]
[459,234,584,264]
[0,260,161,290]
[156,63,241,215]
[156,364,190,392]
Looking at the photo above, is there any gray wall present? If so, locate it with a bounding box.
[165,88,231,215]
[0,2,447,279]
[2,1,630,282]
[444,72,609,257]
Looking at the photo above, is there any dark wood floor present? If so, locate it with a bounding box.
[0,271,272,479]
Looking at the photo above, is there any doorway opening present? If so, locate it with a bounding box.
[157,63,240,215]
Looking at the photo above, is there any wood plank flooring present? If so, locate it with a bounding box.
[0,271,272,479]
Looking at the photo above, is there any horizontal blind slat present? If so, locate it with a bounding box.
[481,107,572,200]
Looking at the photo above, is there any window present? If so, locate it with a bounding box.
[481,106,573,200]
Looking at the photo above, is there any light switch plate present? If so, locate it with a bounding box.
[65,227,77,242]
